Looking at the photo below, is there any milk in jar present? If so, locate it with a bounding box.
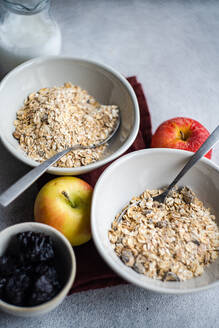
[0,0,61,78]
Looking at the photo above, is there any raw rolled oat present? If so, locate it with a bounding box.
[109,187,219,281]
[13,82,119,168]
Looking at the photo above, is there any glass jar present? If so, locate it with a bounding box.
[0,0,62,78]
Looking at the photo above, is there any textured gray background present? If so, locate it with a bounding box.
[0,0,219,327]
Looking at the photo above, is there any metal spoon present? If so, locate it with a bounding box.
[117,125,219,223]
[0,113,120,207]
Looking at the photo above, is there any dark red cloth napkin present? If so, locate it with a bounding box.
[78,76,152,188]
[37,76,152,293]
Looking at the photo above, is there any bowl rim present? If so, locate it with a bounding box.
[0,56,140,174]
[91,148,219,294]
[0,222,76,313]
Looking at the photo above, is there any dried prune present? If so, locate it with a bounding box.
[28,275,55,306]
[0,255,16,276]
[4,273,30,306]
[0,231,63,307]
[0,277,7,298]
[16,231,55,263]
[34,263,61,289]
[15,263,34,275]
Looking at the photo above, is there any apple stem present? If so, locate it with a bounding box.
[180,130,185,141]
[61,191,76,208]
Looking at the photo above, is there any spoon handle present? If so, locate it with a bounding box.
[0,147,74,207]
[166,125,219,192]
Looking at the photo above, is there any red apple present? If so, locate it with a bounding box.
[34,177,93,246]
[151,117,212,159]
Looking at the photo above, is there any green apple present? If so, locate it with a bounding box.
[34,177,93,246]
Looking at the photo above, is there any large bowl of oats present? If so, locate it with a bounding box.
[0,57,139,174]
[91,148,219,294]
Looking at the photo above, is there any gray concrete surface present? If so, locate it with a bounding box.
[0,0,219,327]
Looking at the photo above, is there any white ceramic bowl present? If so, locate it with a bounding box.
[0,56,139,175]
[0,222,76,317]
[91,148,219,294]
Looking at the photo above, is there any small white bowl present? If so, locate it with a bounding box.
[0,56,139,175]
[91,148,219,294]
[0,222,76,317]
